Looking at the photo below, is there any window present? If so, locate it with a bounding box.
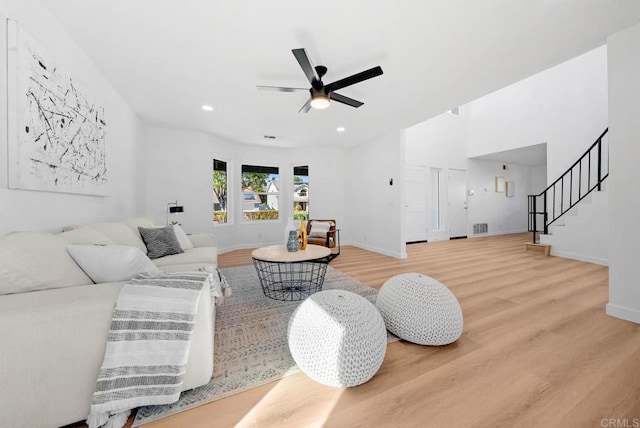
[242,164,279,221]
[293,165,309,220]
[213,159,228,224]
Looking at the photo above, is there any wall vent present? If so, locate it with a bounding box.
[473,223,488,234]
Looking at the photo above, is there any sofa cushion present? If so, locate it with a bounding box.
[121,217,157,229]
[0,232,93,295]
[153,247,217,269]
[173,224,194,250]
[57,226,116,245]
[309,221,332,238]
[67,245,162,283]
[138,226,184,259]
[81,222,148,253]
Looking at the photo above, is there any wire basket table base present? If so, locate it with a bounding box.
[252,258,329,301]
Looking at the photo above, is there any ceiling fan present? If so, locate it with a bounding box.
[257,48,383,113]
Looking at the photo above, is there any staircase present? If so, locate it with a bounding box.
[527,129,609,264]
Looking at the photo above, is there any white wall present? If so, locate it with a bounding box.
[404,111,538,240]
[404,46,607,251]
[606,22,640,323]
[143,127,345,253]
[531,165,548,195]
[405,112,469,170]
[465,46,608,182]
[404,112,469,241]
[344,130,406,258]
[467,160,533,236]
[0,0,143,236]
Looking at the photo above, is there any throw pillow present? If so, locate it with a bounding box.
[67,245,161,283]
[172,224,194,250]
[309,221,332,238]
[137,226,184,259]
[57,226,116,245]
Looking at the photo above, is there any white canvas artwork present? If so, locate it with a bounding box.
[6,19,108,196]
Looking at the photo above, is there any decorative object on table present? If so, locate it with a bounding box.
[133,265,398,427]
[166,200,184,225]
[284,217,295,243]
[286,230,299,252]
[298,219,307,250]
[6,19,108,196]
[287,289,387,387]
[376,272,463,346]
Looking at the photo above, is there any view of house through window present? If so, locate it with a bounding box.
[242,164,279,221]
[293,165,309,220]
[213,159,228,224]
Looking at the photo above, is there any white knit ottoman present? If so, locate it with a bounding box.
[287,290,387,387]
[376,273,463,345]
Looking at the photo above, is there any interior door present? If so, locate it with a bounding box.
[404,165,428,242]
[448,168,468,238]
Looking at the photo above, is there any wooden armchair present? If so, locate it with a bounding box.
[306,219,341,261]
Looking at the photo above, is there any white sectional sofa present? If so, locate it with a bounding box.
[0,217,218,428]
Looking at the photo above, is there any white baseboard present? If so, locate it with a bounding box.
[549,248,608,266]
[606,303,640,324]
[349,242,407,259]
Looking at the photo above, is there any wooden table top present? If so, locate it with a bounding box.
[251,244,331,262]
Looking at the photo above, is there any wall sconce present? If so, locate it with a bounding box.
[166,200,184,225]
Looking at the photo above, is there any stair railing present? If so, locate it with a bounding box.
[528,128,609,243]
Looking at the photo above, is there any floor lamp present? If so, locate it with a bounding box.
[166,200,184,225]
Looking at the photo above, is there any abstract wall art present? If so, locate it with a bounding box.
[6,19,108,196]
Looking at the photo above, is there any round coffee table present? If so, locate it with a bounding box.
[251,244,331,301]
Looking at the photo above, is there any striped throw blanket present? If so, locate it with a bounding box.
[86,271,212,428]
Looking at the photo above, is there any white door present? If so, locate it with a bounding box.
[448,169,468,238]
[404,165,428,242]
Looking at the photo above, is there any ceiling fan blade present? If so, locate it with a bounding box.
[325,66,383,92]
[292,48,320,85]
[298,98,312,114]
[257,85,308,92]
[330,92,364,108]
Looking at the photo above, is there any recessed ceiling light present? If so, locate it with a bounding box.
[201,105,214,112]
[337,127,346,132]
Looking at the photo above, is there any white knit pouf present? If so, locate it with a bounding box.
[287,290,387,387]
[376,273,463,346]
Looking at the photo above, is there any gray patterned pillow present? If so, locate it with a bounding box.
[137,226,184,259]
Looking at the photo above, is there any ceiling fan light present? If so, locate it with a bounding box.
[310,95,330,109]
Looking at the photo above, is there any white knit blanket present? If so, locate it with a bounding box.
[86,271,211,428]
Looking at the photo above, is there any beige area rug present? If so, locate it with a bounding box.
[133,265,397,426]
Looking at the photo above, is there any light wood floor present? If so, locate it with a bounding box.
[142,233,640,428]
